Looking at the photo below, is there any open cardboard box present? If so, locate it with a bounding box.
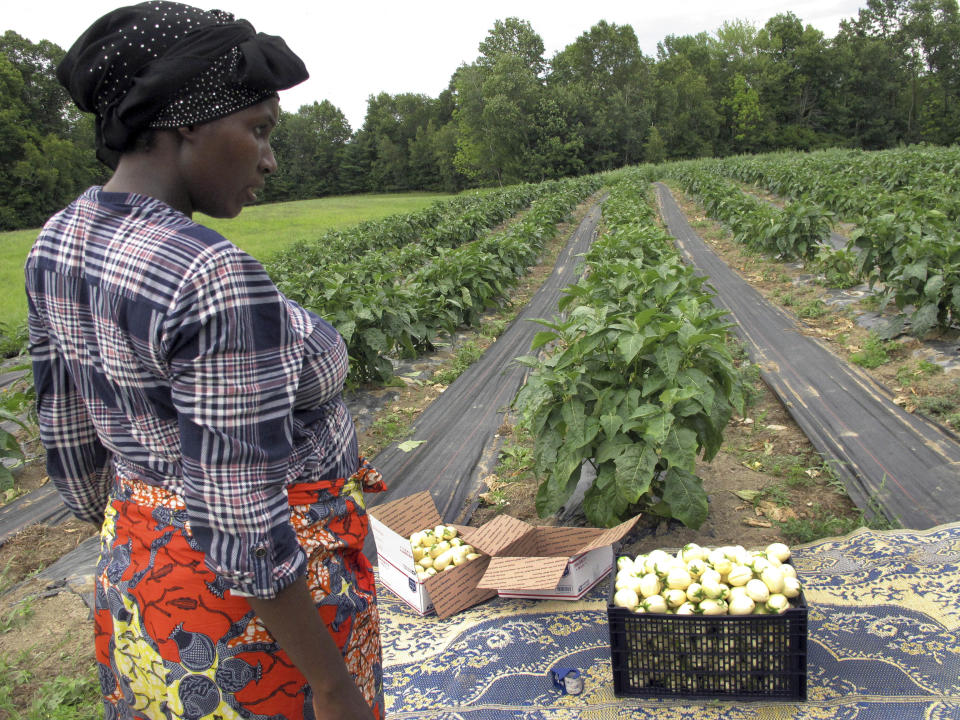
[368,491,497,619]
[463,513,641,600]
[369,490,641,617]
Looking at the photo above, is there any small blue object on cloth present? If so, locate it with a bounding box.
[550,667,583,695]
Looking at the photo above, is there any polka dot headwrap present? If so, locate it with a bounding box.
[56,1,308,168]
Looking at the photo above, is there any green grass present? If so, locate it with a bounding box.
[0,191,455,332]
[432,340,486,385]
[850,333,898,368]
[196,192,451,262]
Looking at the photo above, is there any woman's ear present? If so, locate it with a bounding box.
[176,125,198,143]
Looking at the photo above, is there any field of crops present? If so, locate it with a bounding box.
[4,145,958,524]
[665,146,960,338]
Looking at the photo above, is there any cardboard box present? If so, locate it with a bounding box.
[464,513,641,601]
[369,490,641,616]
[368,491,497,619]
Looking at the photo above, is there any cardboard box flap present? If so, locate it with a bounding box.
[425,556,497,619]
[532,527,606,556]
[577,515,642,553]
[464,514,536,557]
[368,491,442,539]
[475,556,570,592]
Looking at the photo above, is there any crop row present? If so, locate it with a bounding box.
[667,155,960,338]
[269,183,545,271]
[714,146,960,220]
[513,171,747,530]
[270,176,601,384]
[665,162,832,262]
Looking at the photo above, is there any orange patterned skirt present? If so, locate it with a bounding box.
[94,462,385,720]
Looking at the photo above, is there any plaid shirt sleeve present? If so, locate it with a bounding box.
[165,244,307,599]
[28,294,113,524]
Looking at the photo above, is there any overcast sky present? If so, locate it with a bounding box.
[6,0,867,130]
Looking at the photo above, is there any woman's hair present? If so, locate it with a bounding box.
[56,1,307,168]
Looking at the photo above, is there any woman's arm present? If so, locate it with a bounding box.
[246,577,375,720]
[26,291,112,523]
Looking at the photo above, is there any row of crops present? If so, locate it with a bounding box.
[267,176,602,384]
[663,146,960,338]
[512,173,748,530]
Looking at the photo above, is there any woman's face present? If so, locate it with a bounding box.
[179,96,280,218]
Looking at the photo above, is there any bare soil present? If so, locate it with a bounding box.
[2,185,956,715]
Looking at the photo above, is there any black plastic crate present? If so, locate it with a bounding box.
[607,564,807,701]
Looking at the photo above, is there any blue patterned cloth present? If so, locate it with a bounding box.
[377,523,960,719]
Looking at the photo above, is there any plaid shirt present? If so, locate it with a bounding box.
[25,187,358,599]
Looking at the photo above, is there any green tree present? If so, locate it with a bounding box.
[756,13,836,149]
[0,32,104,229]
[643,125,667,164]
[266,100,351,201]
[549,21,653,170]
[653,35,722,159]
[477,17,546,77]
[453,19,547,184]
[722,73,767,152]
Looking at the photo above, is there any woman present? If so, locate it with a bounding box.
[25,3,384,718]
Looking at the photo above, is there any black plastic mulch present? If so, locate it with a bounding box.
[361,203,603,558]
[656,183,960,529]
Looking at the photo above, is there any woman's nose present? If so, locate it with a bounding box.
[262,144,278,175]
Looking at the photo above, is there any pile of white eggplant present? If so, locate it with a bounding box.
[409,525,482,581]
[613,542,802,616]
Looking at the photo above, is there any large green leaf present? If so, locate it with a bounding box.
[531,330,558,351]
[911,303,940,336]
[582,467,629,528]
[535,450,582,517]
[661,466,708,529]
[595,433,635,464]
[678,367,715,415]
[614,443,658,504]
[655,344,683,381]
[600,413,622,438]
[661,425,698,472]
[642,410,675,446]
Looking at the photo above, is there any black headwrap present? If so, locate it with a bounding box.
[56,1,308,168]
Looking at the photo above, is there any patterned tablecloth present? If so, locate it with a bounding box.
[377,522,960,719]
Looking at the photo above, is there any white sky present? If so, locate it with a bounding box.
[5,1,866,131]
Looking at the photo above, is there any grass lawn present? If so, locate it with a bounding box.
[0,192,453,332]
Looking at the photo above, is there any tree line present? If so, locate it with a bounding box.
[2,0,958,230]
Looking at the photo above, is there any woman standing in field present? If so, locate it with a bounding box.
[24,3,384,718]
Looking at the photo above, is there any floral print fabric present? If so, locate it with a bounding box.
[96,463,385,719]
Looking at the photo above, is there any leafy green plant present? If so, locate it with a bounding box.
[797,299,830,319]
[0,410,27,493]
[895,359,942,387]
[514,184,746,529]
[849,333,897,368]
[23,668,101,720]
[811,246,860,288]
[0,597,34,633]
[763,199,833,261]
[432,340,485,385]
[0,321,28,359]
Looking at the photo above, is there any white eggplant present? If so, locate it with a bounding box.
[614,587,640,611]
[782,575,802,598]
[766,594,790,614]
[745,578,771,603]
[726,564,753,587]
[728,594,756,615]
[765,542,791,563]
[760,566,785,594]
[642,594,668,614]
[638,573,662,598]
[666,567,692,590]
